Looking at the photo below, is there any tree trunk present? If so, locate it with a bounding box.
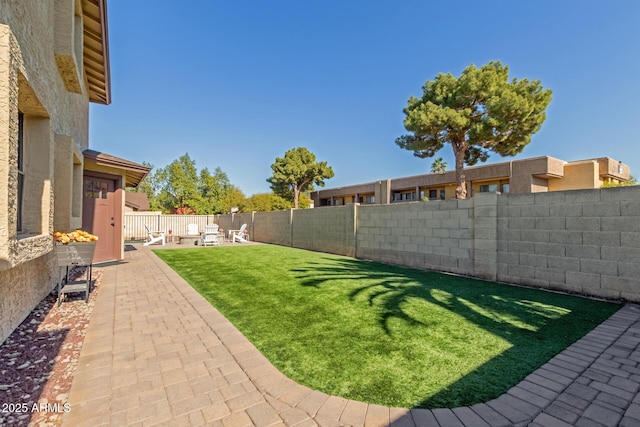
[453,143,467,199]
[293,186,300,209]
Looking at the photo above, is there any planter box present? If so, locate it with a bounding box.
[54,242,96,305]
[54,242,96,266]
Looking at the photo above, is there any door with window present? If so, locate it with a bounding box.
[82,176,116,262]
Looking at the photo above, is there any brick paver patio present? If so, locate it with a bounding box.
[62,243,640,426]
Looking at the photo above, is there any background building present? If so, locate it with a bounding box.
[311,156,631,207]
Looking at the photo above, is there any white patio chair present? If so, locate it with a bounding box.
[201,224,219,247]
[143,225,165,246]
[231,223,248,243]
[187,223,199,236]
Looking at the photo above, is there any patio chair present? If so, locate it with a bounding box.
[231,223,248,243]
[201,224,219,247]
[143,225,165,246]
[187,223,199,236]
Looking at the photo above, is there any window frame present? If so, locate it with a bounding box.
[479,183,499,193]
[17,112,24,232]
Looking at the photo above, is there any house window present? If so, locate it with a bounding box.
[393,191,415,202]
[17,112,24,232]
[15,111,51,236]
[480,184,499,193]
[501,183,510,193]
[85,179,108,199]
[427,189,445,200]
[364,195,375,204]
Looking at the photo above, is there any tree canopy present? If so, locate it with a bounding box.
[130,153,243,214]
[396,61,552,199]
[430,157,447,174]
[240,193,292,212]
[267,147,334,208]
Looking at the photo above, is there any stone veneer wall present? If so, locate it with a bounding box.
[0,253,56,342]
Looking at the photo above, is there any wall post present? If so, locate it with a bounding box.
[473,192,498,281]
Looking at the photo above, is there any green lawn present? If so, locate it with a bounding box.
[154,245,620,408]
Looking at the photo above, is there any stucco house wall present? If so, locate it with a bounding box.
[0,1,108,343]
[548,161,599,192]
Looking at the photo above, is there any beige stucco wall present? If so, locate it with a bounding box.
[313,156,631,204]
[548,161,599,192]
[54,134,84,231]
[0,2,93,343]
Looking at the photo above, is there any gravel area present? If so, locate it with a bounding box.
[0,268,102,427]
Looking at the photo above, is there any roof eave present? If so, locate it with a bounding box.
[83,0,111,105]
[83,149,151,187]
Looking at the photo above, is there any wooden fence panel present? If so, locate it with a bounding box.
[124,213,217,241]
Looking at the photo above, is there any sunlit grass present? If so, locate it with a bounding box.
[154,245,619,408]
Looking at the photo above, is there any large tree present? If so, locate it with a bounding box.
[136,153,242,214]
[219,186,246,214]
[430,157,447,174]
[396,61,552,199]
[267,147,334,208]
[197,167,238,214]
[156,153,202,212]
[240,193,292,212]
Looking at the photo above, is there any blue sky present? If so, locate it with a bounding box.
[89,1,640,196]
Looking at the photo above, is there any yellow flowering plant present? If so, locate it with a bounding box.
[53,229,99,244]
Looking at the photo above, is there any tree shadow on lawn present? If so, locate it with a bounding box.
[293,257,620,408]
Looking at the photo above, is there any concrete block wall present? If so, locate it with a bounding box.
[356,199,475,275]
[225,186,640,303]
[291,205,357,257]
[253,210,292,247]
[235,212,254,238]
[473,193,499,280]
[216,212,254,240]
[216,214,235,236]
[496,186,640,301]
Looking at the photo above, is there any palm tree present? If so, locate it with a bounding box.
[430,157,447,174]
